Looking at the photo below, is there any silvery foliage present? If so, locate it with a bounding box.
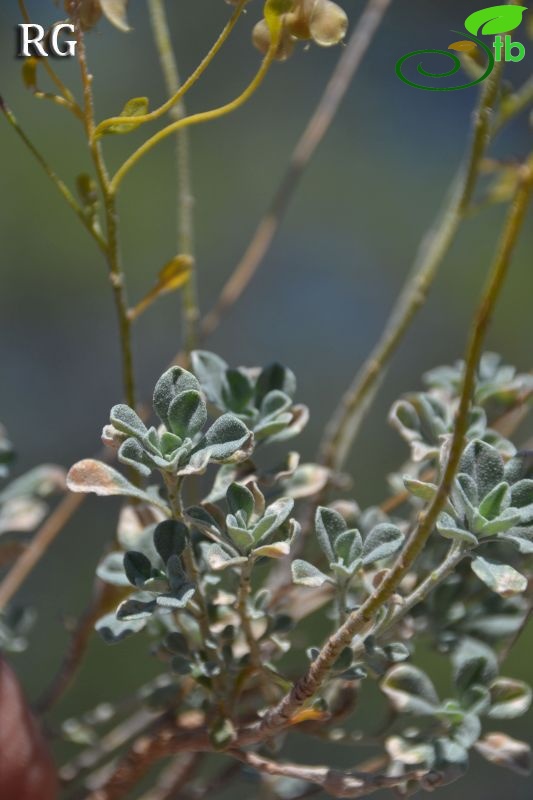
[68,352,532,781]
[0,425,65,652]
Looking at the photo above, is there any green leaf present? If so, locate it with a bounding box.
[252,541,290,559]
[153,367,200,429]
[404,476,439,502]
[384,642,410,663]
[205,543,246,571]
[193,414,253,465]
[475,733,532,776]
[334,529,363,566]
[251,497,294,543]
[129,255,193,321]
[171,654,192,675]
[110,404,147,439]
[281,463,330,499]
[191,350,228,407]
[116,597,157,620]
[291,559,329,587]
[96,552,130,587]
[452,713,482,749]
[465,6,527,37]
[165,632,189,654]
[226,482,255,522]
[118,438,152,477]
[362,523,404,565]
[153,520,188,563]
[452,637,498,693]
[471,556,527,597]
[510,479,533,523]
[498,527,533,554]
[103,96,148,135]
[478,481,510,520]
[315,506,346,560]
[95,612,146,643]
[167,390,207,439]
[437,512,478,546]
[255,362,296,406]
[66,459,169,512]
[333,647,353,672]
[0,464,65,503]
[222,369,254,413]
[381,664,440,715]
[124,551,153,587]
[156,587,195,610]
[459,440,504,501]
[226,519,254,553]
[489,678,532,719]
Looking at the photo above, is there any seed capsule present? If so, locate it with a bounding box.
[252,18,295,61]
[309,0,348,47]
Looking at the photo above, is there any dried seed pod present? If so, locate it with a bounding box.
[252,18,295,61]
[286,9,312,40]
[309,0,348,46]
[65,0,102,30]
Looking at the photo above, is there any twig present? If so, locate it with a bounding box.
[318,62,503,473]
[253,150,533,737]
[60,708,161,784]
[137,752,201,800]
[493,74,533,134]
[163,475,227,708]
[229,750,421,798]
[0,492,84,611]
[84,724,212,800]
[93,1,249,137]
[18,0,82,116]
[0,98,107,252]
[237,559,278,702]
[109,29,281,193]
[75,23,137,408]
[199,0,393,341]
[148,0,199,356]
[498,601,533,667]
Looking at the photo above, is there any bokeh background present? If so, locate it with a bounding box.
[1,1,532,797]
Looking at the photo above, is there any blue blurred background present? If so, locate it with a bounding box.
[1,1,532,797]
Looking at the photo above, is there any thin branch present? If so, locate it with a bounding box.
[109,27,282,193]
[76,23,137,408]
[199,0,393,341]
[148,0,199,356]
[0,99,107,252]
[84,724,212,800]
[253,151,533,737]
[498,601,533,667]
[493,74,533,134]
[237,559,278,702]
[18,0,82,116]
[0,492,84,611]
[229,750,422,798]
[137,753,201,800]
[318,61,503,473]
[60,708,161,784]
[163,475,227,708]
[93,0,249,138]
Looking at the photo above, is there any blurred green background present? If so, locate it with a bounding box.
[1,1,532,797]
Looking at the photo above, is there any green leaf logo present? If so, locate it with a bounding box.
[464,5,528,37]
